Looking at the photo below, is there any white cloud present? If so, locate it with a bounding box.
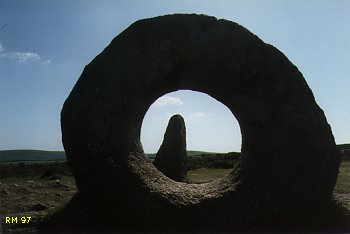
[153,96,183,107]
[0,42,50,65]
[7,52,40,63]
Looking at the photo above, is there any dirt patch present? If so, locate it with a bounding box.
[0,175,77,233]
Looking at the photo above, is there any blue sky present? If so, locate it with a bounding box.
[0,0,349,153]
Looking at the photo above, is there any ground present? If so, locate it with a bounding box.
[333,161,350,211]
[0,161,349,233]
[187,167,232,183]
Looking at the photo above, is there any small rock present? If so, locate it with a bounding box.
[12,183,18,187]
[27,180,34,183]
[30,203,49,211]
[0,188,11,195]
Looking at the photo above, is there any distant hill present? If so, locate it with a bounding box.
[4,144,348,162]
[6,144,350,162]
[146,150,215,158]
[0,150,66,162]
[337,143,350,151]
[0,149,214,162]
[187,150,217,156]
[0,149,215,162]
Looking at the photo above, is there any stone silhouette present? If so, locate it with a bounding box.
[154,114,187,182]
[58,14,341,232]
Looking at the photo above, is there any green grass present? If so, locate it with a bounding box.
[187,152,240,170]
[187,162,350,187]
[146,150,218,158]
[334,161,350,193]
[187,168,232,183]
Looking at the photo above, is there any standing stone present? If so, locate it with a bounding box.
[58,14,341,233]
[154,114,187,182]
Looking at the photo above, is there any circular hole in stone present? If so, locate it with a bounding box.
[141,90,241,184]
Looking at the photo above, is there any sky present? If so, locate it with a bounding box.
[0,0,349,153]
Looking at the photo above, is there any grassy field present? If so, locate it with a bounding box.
[1,160,348,189]
[187,167,231,183]
[187,162,350,190]
[334,161,350,193]
[0,159,349,233]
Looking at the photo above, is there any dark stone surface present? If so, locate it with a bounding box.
[58,14,341,232]
[154,114,187,182]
